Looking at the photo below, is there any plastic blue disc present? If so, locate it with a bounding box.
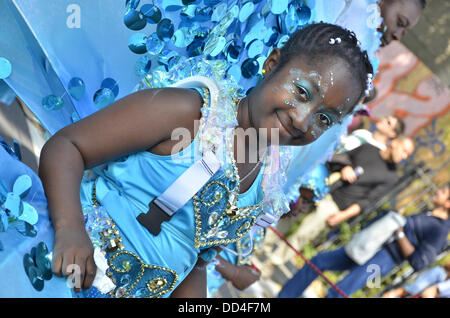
[0,57,12,79]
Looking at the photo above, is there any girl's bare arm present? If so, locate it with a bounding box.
[39,87,202,290]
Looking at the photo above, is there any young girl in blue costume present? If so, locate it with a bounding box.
[0,22,373,298]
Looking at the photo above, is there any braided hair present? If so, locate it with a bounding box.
[275,23,374,109]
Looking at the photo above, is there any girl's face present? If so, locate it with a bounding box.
[378,0,423,47]
[248,52,361,146]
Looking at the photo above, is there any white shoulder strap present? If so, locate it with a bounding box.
[137,76,222,235]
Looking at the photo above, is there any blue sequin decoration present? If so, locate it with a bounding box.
[128,33,148,54]
[146,33,165,55]
[211,3,227,22]
[135,55,152,77]
[172,27,195,47]
[93,88,115,109]
[297,5,311,25]
[101,78,119,98]
[67,77,85,101]
[42,94,64,111]
[241,58,259,79]
[161,0,183,12]
[180,4,197,19]
[239,2,255,22]
[156,18,174,41]
[0,57,12,79]
[140,4,162,24]
[124,10,147,30]
[247,39,264,58]
[271,0,289,15]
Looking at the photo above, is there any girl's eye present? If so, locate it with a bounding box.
[295,85,310,102]
[317,113,332,127]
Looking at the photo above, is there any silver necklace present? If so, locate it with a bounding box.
[234,97,266,183]
[240,153,266,183]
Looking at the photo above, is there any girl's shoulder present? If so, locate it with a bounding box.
[134,87,203,124]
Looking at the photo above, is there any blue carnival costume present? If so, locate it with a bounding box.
[0,58,273,298]
[0,0,383,297]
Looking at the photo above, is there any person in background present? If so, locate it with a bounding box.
[338,114,405,153]
[278,185,450,298]
[382,261,450,298]
[271,136,415,268]
[325,136,415,227]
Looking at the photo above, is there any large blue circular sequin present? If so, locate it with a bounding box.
[161,0,183,11]
[261,0,272,17]
[204,36,226,57]
[128,33,148,54]
[67,77,85,101]
[93,88,115,109]
[297,5,311,25]
[124,10,147,30]
[239,2,255,22]
[0,57,12,79]
[243,18,267,45]
[225,41,241,63]
[172,28,195,48]
[146,33,165,55]
[211,3,227,22]
[187,37,205,57]
[271,0,289,15]
[241,58,259,79]
[27,266,44,291]
[140,4,162,24]
[101,78,119,98]
[42,95,64,111]
[157,18,175,41]
[247,39,264,58]
[285,5,298,34]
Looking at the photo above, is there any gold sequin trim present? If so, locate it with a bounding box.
[107,250,178,298]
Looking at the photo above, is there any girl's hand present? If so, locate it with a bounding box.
[52,226,96,292]
[231,264,261,291]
